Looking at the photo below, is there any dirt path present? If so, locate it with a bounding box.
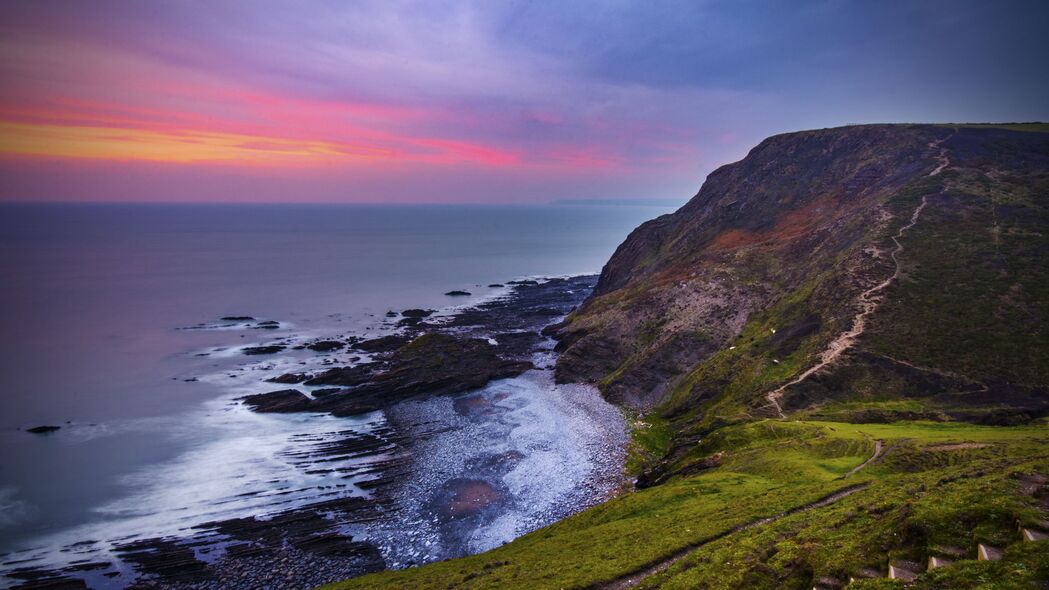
[764,134,953,418]
[597,482,870,590]
[843,440,883,478]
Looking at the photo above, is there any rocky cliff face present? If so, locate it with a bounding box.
[552,124,1049,434]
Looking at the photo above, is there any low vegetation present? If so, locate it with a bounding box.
[323,420,1049,589]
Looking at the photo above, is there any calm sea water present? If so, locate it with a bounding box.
[0,203,672,566]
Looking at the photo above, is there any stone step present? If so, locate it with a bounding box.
[848,567,881,584]
[977,544,1002,561]
[927,555,953,570]
[888,560,920,582]
[1020,527,1049,542]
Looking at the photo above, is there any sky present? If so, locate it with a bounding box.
[0,0,1047,204]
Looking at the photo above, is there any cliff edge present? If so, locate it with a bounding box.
[551,124,1049,438]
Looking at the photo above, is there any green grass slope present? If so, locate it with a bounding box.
[322,421,1049,590]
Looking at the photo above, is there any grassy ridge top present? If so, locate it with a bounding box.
[936,122,1049,133]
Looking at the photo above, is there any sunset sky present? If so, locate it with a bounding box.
[1,0,1047,203]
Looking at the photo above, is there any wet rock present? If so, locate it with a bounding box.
[240,389,313,413]
[242,345,286,355]
[303,363,381,387]
[351,335,411,353]
[253,321,280,330]
[221,316,255,321]
[310,388,345,397]
[266,372,309,384]
[507,279,539,285]
[385,311,398,318]
[244,334,533,418]
[26,425,61,434]
[444,290,472,296]
[400,309,434,318]
[9,573,89,589]
[61,562,110,573]
[307,340,345,352]
[114,538,211,583]
[490,331,541,356]
[488,283,504,288]
[314,333,532,417]
[289,533,380,559]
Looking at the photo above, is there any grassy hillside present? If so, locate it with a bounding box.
[323,420,1049,589]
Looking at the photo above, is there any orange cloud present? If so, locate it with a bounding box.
[0,121,393,164]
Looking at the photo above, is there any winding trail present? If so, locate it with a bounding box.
[843,440,883,478]
[597,482,870,590]
[598,436,886,589]
[764,134,953,418]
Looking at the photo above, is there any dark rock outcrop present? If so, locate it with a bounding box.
[351,335,411,353]
[26,425,61,434]
[314,334,531,417]
[242,345,285,355]
[266,372,309,384]
[245,334,532,417]
[303,363,381,387]
[307,340,345,352]
[240,389,313,413]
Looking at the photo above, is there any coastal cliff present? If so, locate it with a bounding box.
[552,124,1049,431]
[326,124,1049,590]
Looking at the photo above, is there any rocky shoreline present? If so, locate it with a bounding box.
[3,275,627,590]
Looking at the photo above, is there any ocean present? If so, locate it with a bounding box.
[0,202,673,586]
